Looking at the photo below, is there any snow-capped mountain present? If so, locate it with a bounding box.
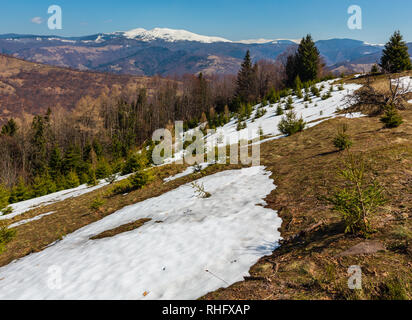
[121,27,232,43]
[0,27,407,76]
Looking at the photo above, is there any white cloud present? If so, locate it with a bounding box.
[31,17,43,24]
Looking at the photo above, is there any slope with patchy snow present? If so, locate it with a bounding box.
[0,167,281,300]
[0,174,132,221]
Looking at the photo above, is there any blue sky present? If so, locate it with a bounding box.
[1,0,411,43]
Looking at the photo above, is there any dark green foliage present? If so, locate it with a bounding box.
[65,171,80,189]
[49,146,63,179]
[278,111,306,136]
[90,197,105,211]
[95,158,112,179]
[62,145,82,175]
[31,174,56,198]
[379,276,409,300]
[234,50,258,104]
[327,155,386,237]
[310,85,320,97]
[29,115,49,175]
[333,124,353,151]
[122,152,148,175]
[321,92,332,100]
[370,64,380,74]
[111,170,152,195]
[1,119,18,137]
[286,35,321,85]
[380,31,412,73]
[129,170,152,190]
[276,104,284,116]
[380,105,403,128]
[0,222,16,254]
[0,184,9,211]
[87,169,98,187]
[294,76,303,98]
[9,177,29,203]
[236,121,247,131]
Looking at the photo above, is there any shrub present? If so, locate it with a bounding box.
[311,85,320,97]
[333,124,353,151]
[65,171,80,189]
[1,206,13,216]
[105,173,119,184]
[87,169,98,186]
[95,159,112,179]
[278,111,306,136]
[110,179,133,195]
[254,108,267,119]
[122,153,148,175]
[321,92,332,100]
[9,177,29,203]
[0,222,16,254]
[379,276,409,300]
[276,104,284,116]
[90,197,105,211]
[380,105,403,128]
[191,181,211,198]
[236,121,247,131]
[258,126,264,136]
[327,155,386,237]
[128,170,152,190]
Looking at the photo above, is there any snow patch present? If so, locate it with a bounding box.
[0,167,281,300]
[8,212,55,229]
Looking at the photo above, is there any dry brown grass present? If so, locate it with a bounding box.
[202,107,412,300]
[90,218,152,240]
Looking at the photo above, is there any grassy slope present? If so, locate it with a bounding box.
[202,108,412,300]
[1,75,411,299]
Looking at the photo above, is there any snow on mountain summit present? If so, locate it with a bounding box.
[122,27,231,43]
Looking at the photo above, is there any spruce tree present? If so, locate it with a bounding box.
[380,31,412,73]
[9,177,29,203]
[0,184,9,211]
[49,146,62,179]
[296,35,320,83]
[1,119,18,137]
[235,50,258,105]
[285,54,298,87]
[286,35,321,86]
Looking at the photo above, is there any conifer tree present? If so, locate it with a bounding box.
[235,50,258,105]
[296,35,320,83]
[286,35,321,85]
[65,171,80,189]
[9,177,29,203]
[49,145,63,179]
[29,115,48,175]
[380,31,412,73]
[1,119,18,137]
[0,184,9,211]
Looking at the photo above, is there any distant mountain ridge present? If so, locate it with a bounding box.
[0,27,409,76]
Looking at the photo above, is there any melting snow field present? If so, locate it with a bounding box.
[164,80,363,165]
[2,79,364,218]
[205,81,363,147]
[0,166,281,300]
